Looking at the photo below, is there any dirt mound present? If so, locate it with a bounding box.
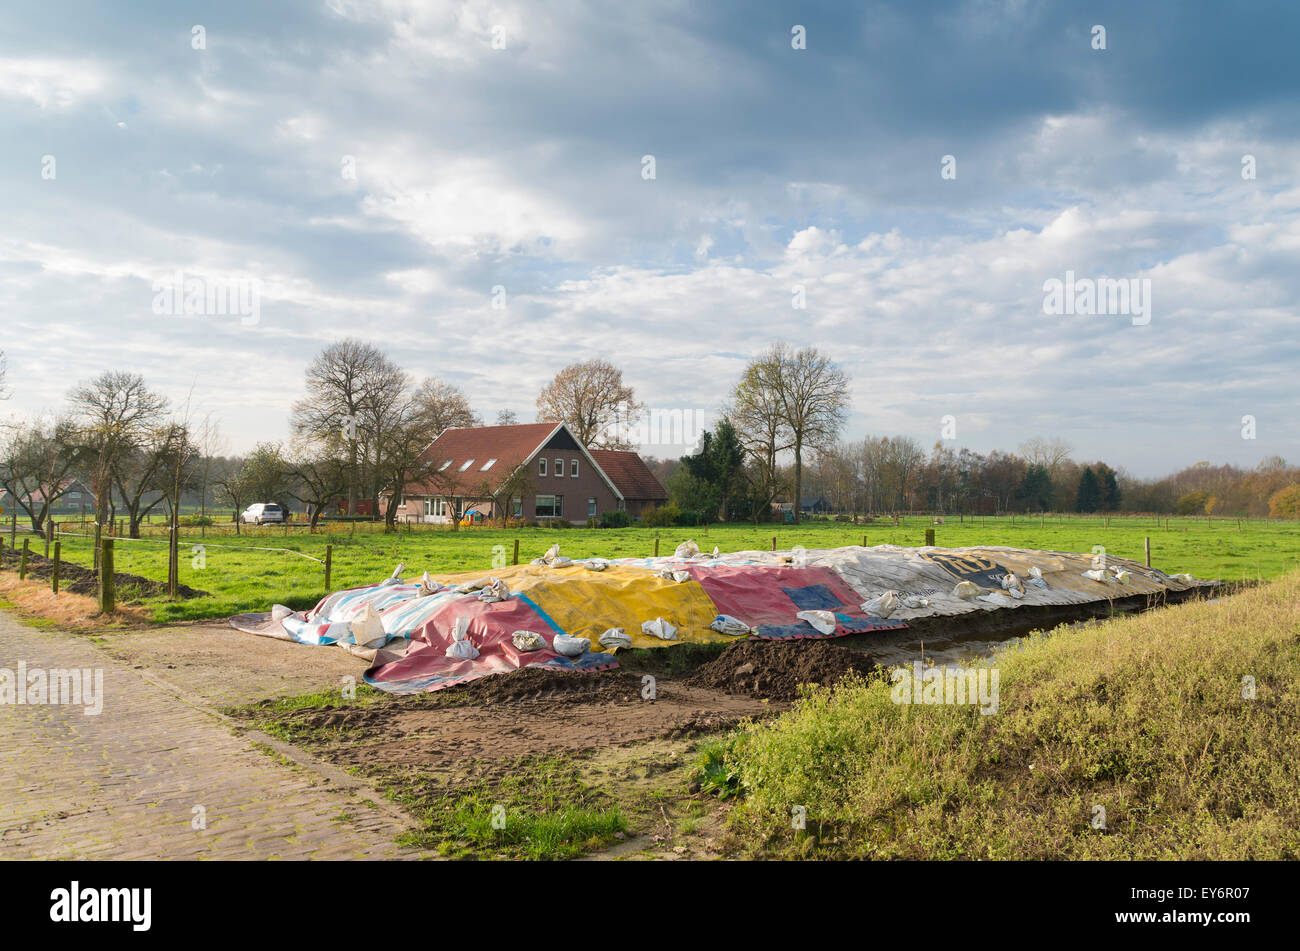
[445,666,647,705]
[686,638,878,701]
[0,546,210,600]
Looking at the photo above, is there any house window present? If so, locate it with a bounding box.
[511,496,522,517]
[458,459,475,471]
[439,460,453,471]
[554,458,563,477]
[587,497,597,517]
[425,498,448,517]
[539,458,547,477]
[570,459,579,478]
[617,499,627,511]
[481,458,497,471]
[535,494,563,518]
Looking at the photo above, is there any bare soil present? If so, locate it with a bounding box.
[268,668,780,775]
[0,546,209,599]
[686,639,879,701]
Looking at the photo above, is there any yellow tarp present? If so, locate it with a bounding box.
[423,563,730,649]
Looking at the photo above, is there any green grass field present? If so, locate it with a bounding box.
[15,513,1300,622]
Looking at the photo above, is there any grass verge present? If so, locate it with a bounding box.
[704,570,1300,859]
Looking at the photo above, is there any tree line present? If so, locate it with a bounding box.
[2,341,1297,535]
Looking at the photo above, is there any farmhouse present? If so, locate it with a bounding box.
[388,421,666,524]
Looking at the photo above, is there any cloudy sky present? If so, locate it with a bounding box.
[1,0,1296,475]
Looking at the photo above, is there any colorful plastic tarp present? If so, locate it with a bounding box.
[229,543,1203,694]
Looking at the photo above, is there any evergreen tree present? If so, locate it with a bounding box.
[1076,466,1102,512]
[1098,465,1121,511]
[677,419,747,521]
[1019,464,1054,512]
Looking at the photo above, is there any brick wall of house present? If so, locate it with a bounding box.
[391,450,623,523]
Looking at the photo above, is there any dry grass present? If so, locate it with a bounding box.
[0,574,149,630]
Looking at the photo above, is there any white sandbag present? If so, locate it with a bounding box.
[978,592,1019,608]
[444,616,479,659]
[1001,572,1023,592]
[711,546,720,558]
[674,540,700,559]
[710,615,751,636]
[1111,569,1131,584]
[585,558,610,571]
[455,577,490,594]
[1005,586,1024,599]
[549,556,574,568]
[1028,566,1044,579]
[552,634,590,656]
[598,628,632,649]
[901,595,931,609]
[512,630,546,652]
[861,590,901,618]
[796,610,837,635]
[419,572,441,596]
[953,580,980,599]
[349,604,388,648]
[1171,573,1195,583]
[658,568,690,582]
[1026,577,1048,589]
[1081,569,1109,582]
[478,577,511,602]
[641,617,678,640]
[544,543,561,562]
[379,563,407,586]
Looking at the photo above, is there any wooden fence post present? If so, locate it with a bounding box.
[324,544,333,591]
[19,538,30,579]
[99,538,115,614]
[924,528,935,547]
[512,538,519,565]
[52,540,61,594]
[771,535,777,551]
[654,536,660,557]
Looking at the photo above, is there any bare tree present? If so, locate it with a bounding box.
[495,409,519,426]
[1018,436,1074,480]
[67,371,169,529]
[411,377,480,437]
[535,358,643,448]
[734,343,848,523]
[0,350,9,400]
[291,339,398,516]
[287,436,349,529]
[0,416,84,531]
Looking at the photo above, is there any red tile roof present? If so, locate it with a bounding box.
[588,450,668,501]
[410,422,560,496]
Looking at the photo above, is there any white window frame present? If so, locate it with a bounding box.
[539,458,547,477]
[570,459,579,478]
[535,494,563,518]
[587,497,597,517]
[554,457,563,478]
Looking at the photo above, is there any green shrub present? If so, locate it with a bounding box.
[598,509,631,529]
[642,503,681,528]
